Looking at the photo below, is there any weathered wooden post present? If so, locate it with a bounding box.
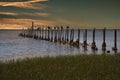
[64,28,67,43]
[60,26,63,43]
[27,28,29,37]
[35,28,37,39]
[72,29,74,44]
[45,27,47,40]
[21,28,24,36]
[36,28,38,39]
[33,28,36,39]
[91,28,97,50]
[70,29,74,45]
[50,27,53,42]
[56,26,60,42]
[23,28,25,37]
[62,27,65,42]
[70,29,73,44]
[37,28,39,39]
[54,26,57,42]
[57,26,61,42]
[37,27,40,39]
[75,29,80,47]
[40,27,42,39]
[43,28,45,40]
[42,27,44,40]
[102,28,106,51]
[83,29,87,47]
[47,26,50,41]
[36,28,39,39]
[31,21,34,38]
[66,26,69,42]
[39,27,41,39]
[112,29,117,51]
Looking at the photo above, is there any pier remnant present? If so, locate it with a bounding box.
[83,29,87,47]
[59,26,63,43]
[112,29,117,51]
[54,27,57,42]
[102,28,106,51]
[75,29,80,47]
[91,28,97,50]
[66,26,69,42]
[19,25,119,54]
[39,27,41,39]
[70,29,74,45]
[47,27,50,41]
[50,27,53,42]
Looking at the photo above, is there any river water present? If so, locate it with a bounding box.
[0,29,120,61]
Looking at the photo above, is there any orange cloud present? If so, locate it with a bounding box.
[0,12,17,16]
[0,18,54,29]
[0,0,48,9]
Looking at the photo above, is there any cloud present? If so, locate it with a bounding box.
[0,18,54,29]
[0,0,50,29]
[0,12,17,16]
[0,0,48,9]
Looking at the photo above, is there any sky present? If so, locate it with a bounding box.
[0,0,120,29]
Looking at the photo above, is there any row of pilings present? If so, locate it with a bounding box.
[19,25,118,53]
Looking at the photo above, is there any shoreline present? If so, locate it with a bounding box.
[1,54,120,80]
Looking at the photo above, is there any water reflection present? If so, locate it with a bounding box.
[0,30,120,61]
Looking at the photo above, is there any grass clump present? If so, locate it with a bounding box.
[0,54,120,80]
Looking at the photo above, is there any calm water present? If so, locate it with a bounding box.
[0,29,120,61]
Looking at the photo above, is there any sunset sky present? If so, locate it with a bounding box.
[0,0,120,29]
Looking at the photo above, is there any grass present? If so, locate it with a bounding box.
[0,54,120,80]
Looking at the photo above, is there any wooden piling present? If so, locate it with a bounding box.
[45,28,47,40]
[39,27,41,39]
[54,27,57,42]
[21,28,24,36]
[91,28,97,50]
[83,29,87,47]
[34,29,36,39]
[74,29,80,47]
[40,27,43,40]
[57,26,63,43]
[70,29,74,45]
[70,29,73,43]
[66,26,69,42]
[42,28,44,40]
[102,28,106,51]
[31,21,34,38]
[112,29,117,51]
[43,28,45,40]
[37,28,39,39]
[50,27,53,42]
[47,27,50,41]
[56,26,60,42]
[62,28,65,42]
[60,26,63,43]
[23,29,25,37]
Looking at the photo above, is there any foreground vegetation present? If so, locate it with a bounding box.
[0,54,120,80]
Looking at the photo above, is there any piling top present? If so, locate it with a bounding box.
[60,26,63,29]
[66,26,69,29]
[47,26,51,29]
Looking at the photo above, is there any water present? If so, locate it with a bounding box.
[0,29,120,61]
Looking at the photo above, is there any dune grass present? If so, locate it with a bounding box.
[0,54,120,80]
